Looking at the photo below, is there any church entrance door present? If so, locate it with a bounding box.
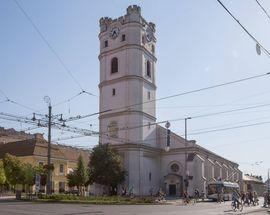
[169,184,176,196]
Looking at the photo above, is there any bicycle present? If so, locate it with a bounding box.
[231,200,243,212]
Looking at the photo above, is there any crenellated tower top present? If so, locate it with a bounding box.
[126,5,141,15]
[99,5,156,35]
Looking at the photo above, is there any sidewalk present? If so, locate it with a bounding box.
[0,195,15,201]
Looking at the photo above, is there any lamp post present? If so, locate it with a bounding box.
[44,96,52,195]
[267,169,270,208]
[184,117,191,193]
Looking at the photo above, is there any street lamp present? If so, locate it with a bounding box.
[165,121,170,152]
[44,96,52,195]
[184,117,192,193]
[267,169,270,208]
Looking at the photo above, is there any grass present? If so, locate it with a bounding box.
[34,194,155,205]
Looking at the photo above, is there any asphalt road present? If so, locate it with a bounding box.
[0,200,268,215]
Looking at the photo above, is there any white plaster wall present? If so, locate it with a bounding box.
[142,117,156,147]
[160,154,185,177]
[100,113,142,144]
[122,149,159,196]
[140,155,160,195]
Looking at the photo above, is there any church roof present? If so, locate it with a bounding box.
[157,125,239,167]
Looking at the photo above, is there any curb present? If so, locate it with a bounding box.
[241,207,268,214]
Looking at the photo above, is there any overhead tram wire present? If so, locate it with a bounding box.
[2,97,270,140]
[96,101,270,137]
[0,89,9,100]
[188,120,270,136]
[0,89,42,113]
[65,72,270,122]
[217,0,270,58]
[13,0,90,93]
[2,107,270,147]
[255,0,270,21]
[186,114,270,133]
[128,120,270,146]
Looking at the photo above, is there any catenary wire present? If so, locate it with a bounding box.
[217,0,270,57]
[255,0,270,21]
[13,0,87,92]
[66,72,270,122]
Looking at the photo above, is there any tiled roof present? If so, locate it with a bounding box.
[0,137,90,163]
[0,140,35,157]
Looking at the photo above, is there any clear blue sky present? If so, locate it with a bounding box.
[1,0,270,180]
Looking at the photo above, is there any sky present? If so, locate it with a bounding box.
[1,0,270,180]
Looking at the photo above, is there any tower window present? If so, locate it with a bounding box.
[104,40,108,47]
[149,172,152,181]
[111,57,118,74]
[151,44,155,53]
[146,60,151,77]
[148,122,151,129]
[121,34,126,41]
[147,91,151,100]
[112,88,116,96]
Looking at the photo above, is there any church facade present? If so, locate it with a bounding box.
[96,5,242,197]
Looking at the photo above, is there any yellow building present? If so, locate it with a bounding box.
[0,133,90,193]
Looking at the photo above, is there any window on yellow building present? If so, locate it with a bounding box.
[59,164,64,174]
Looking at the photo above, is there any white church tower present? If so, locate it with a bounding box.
[98,5,159,195]
[97,5,242,197]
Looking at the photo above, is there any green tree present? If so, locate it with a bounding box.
[67,170,79,189]
[88,144,126,195]
[67,154,88,196]
[0,160,6,193]
[21,163,37,194]
[2,154,24,188]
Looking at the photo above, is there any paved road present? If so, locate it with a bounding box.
[0,200,268,215]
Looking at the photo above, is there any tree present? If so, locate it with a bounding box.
[67,154,88,196]
[2,154,42,195]
[0,160,6,193]
[2,154,24,188]
[21,163,36,194]
[67,170,78,189]
[88,144,126,195]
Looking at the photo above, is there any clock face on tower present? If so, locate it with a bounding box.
[109,27,120,39]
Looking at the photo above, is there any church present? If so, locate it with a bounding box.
[95,5,242,197]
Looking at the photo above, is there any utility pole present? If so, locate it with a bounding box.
[267,169,270,205]
[44,96,52,195]
[184,117,191,193]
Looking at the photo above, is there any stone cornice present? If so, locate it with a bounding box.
[110,143,239,168]
[99,44,157,62]
[99,75,157,89]
[99,109,156,121]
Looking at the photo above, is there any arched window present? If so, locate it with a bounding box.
[146,60,151,77]
[111,57,118,74]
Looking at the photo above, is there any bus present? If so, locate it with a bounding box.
[207,181,239,201]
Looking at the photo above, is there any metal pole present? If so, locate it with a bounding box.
[267,169,270,208]
[184,117,191,194]
[184,118,187,193]
[46,104,52,195]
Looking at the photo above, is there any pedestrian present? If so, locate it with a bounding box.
[201,190,205,201]
[183,190,189,204]
[194,189,199,203]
